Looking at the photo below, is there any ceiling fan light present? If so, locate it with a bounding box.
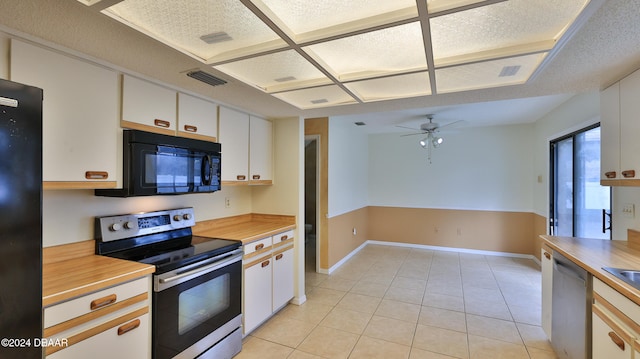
[433,137,444,147]
[419,138,428,148]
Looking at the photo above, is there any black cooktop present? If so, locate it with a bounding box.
[97,229,241,274]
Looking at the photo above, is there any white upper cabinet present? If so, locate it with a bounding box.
[600,69,640,185]
[177,92,217,141]
[619,70,640,183]
[600,82,620,183]
[121,74,177,135]
[249,116,273,184]
[218,106,249,183]
[10,39,119,189]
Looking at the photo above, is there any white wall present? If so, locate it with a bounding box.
[368,124,535,212]
[532,91,600,219]
[327,118,369,217]
[43,186,252,247]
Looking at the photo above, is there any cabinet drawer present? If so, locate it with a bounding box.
[273,230,294,248]
[44,277,148,328]
[47,311,149,358]
[243,237,272,257]
[594,277,640,325]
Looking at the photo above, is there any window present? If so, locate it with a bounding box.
[550,124,611,239]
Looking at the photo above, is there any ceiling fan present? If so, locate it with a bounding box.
[397,114,463,163]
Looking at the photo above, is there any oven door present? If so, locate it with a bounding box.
[153,251,242,359]
[131,142,220,195]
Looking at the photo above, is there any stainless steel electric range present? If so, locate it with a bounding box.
[95,207,242,359]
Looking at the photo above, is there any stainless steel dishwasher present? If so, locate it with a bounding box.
[551,251,592,359]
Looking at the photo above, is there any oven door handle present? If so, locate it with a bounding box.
[156,252,242,291]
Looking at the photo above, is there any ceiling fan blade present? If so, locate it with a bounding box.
[400,132,427,137]
[437,120,465,130]
[395,125,420,131]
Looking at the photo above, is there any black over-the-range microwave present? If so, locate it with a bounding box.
[95,129,221,197]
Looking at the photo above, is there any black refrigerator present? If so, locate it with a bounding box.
[0,78,43,359]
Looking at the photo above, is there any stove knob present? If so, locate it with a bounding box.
[183,213,192,221]
[109,223,122,232]
[123,221,135,229]
[173,215,182,222]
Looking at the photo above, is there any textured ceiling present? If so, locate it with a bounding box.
[0,0,639,129]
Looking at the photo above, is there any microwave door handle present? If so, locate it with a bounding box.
[201,155,212,185]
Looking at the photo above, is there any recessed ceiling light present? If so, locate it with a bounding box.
[499,65,521,77]
[200,31,233,44]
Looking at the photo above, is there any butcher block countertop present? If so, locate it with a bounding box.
[193,213,296,244]
[42,240,155,307]
[541,229,640,306]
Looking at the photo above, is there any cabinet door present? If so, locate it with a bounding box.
[218,106,249,183]
[122,74,176,135]
[619,69,640,182]
[10,39,118,187]
[592,308,633,359]
[177,93,217,141]
[243,255,272,334]
[272,246,294,311]
[48,312,150,359]
[541,248,553,339]
[600,82,620,183]
[249,116,273,184]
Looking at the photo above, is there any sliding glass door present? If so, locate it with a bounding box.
[550,125,611,239]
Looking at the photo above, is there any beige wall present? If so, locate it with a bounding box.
[326,207,369,269]
[532,213,548,260]
[367,206,535,255]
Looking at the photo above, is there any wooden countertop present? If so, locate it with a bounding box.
[193,213,296,244]
[541,232,640,306]
[42,240,155,307]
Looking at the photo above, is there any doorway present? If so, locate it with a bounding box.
[304,136,320,272]
[550,124,611,239]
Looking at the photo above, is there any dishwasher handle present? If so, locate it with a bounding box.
[554,258,587,287]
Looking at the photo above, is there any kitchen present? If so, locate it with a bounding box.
[1,0,640,358]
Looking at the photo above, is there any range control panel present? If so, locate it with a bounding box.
[95,207,196,242]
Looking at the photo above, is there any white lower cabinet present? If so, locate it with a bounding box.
[243,253,273,334]
[592,277,640,359]
[44,276,151,358]
[272,245,294,311]
[592,307,632,359]
[48,312,150,359]
[541,247,553,339]
[242,230,295,335]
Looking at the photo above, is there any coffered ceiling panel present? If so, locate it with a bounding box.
[345,72,432,103]
[103,0,286,62]
[83,0,598,110]
[303,22,427,82]
[436,53,547,93]
[251,0,418,41]
[213,50,331,93]
[273,85,358,109]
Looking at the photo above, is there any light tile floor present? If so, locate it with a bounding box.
[236,244,557,359]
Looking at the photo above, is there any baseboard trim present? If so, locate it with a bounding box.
[323,240,538,274]
[324,241,369,274]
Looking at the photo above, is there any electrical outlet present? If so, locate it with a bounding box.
[225,197,231,208]
[623,203,635,218]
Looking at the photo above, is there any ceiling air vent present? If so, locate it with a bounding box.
[187,70,227,87]
[354,122,366,126]
[499,65,521,77]
[310,98,329,104]
[275,76,297,83]
[200,31,232,44]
